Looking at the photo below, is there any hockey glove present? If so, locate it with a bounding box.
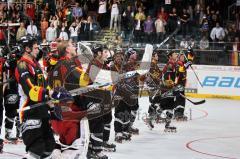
[51,87,73,104]
[184,61,192,69]
[164,80,175,88]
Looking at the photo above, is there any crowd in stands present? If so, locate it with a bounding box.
[0,0,239,52]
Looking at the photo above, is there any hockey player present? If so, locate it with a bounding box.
[124,49,141,135]
[15,35,56,158]
[47,40,90,158]
[112,51,133,143]
[3,53,21,143]
[174,49,193,121]
[86,44,116,157]
[160,51,179,132]
[143,51,163,129]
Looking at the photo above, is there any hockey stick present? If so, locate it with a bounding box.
[143,25,181,98]
[154,25,180,52]
[181,48,204,88]
[189,65,203,88]
[180,93,205,105]
[18,69,141,113]
[19,42,153,114]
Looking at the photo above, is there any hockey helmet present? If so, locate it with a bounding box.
[166,50,175,57]
[19,35,38,50]
[125,48,137,58]
[92,44,103,54]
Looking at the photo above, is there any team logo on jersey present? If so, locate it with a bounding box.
[53,71,58,77]
[6,94,19,104]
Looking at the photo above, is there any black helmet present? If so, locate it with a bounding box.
[166,50,174,57]
[187,46,193,53]
[125,48,137,58]
[19,35,38,50]
[91,44,103,54]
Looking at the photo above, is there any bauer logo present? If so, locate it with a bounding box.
[202,76,240,88]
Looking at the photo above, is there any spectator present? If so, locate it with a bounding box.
[13,12,21,23]
[46,23,57,42]
[200,17,209,38]
[180,38,188,49]
[72,2,83,20]
[56,0,64,10]
[65,5,73,23]
[134,7,146,43]
[26,20,38,37]
[40,17,49,40]
[144,15,154,43]
[199,35,209,50]
[16,22,27,41]
[210,10,220,29]
[110,0,120,32]
[168,7,178,33]
[69,21,81,43]
[187,5,194,32]
[155,15,166,43]
[122,5,134,35]
[210,22,225,42]
[180,8,190,38]
[49,15,59,29]
[194,3,201,27]
[157,7,168,22]
[233,37,240,52]
[85,16,94,41]
[234,12,240,32]
[86,0,98,21]
[98,0,107,28]
[25,1,36,21]
[59,25,69,41]
[42,3,50,19]
[227,24,240,42]
[232,37,240,66]
[188,36,195,48]
[56,8,64,22]
[134,0,144,11]
[78,17,87,41]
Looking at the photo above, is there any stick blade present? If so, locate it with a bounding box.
[192,99,206,105]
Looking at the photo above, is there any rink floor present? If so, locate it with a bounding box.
[1,97,240,159]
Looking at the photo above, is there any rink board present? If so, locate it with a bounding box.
[186,65,240,100]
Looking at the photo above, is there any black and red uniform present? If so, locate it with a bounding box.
[48,56,88,146]
[122,60,140,132]
[112,61,131,135]
[86,57,113,153]
[3,58,20,140]
[144,59,162,116]
[174,51,194,119]
[160,59,176,113]
[15,56,55,158]
[174,59,187,118]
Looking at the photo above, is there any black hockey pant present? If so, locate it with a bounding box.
[89,116,104,153]
[114,100,131,133]
[174,91,186,116]
[21,118,55,158]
